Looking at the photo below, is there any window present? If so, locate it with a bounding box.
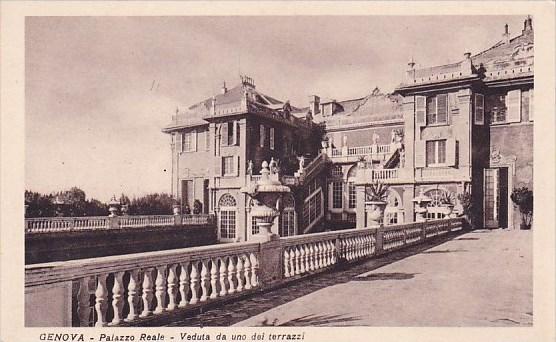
[222,156,234,176]
[220,210,236,239]
[280,210,296,237]
[205,129,210,151]
[260,124,266,147]
[488,94,507,123]
[426,94,448,125]
[348,182,356,209]
[474,94,484,125]
[221,122,238,146]
[251,216,259,235]
[270,127,275,150]
[426,140,446,166]
[332,182,343,209]
[181,180,193,208]
[182,132,196,152]
[331,165,343,178]
[219,194,237,239]
[303,188,322,227]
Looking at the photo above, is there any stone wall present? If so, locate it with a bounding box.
[25,224,217,264]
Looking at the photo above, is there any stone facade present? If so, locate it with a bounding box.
[163,18,534,239]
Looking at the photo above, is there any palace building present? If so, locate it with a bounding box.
[162,17,534,241]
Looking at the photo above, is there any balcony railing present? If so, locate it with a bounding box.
[25,218,464,327]
[330,144,391,159]
[25,214,216,234]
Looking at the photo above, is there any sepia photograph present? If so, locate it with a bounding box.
[1,2,555,342]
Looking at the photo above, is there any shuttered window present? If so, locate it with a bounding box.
[426,94,448,125]
[222,156,234,176]
[415,96,426,125]
[506,89,522,123]
[474,94,484,125]
[426,140,447,166]
[182,132,196,152]
[529,89,534,121]
[260,124,266,147]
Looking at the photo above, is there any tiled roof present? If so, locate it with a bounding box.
[316,92,403,128]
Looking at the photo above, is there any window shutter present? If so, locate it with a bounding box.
[192,130,198,151]
[214,156,222,176]
[506,89,521,123]
[221,123,229,146]
[232,121,238,145]
[448,93,459,114]
[529,90,534,121]
[474,94,484,125]
[177,133,183,152]
[445,138,457,166]
[415,96,426,125]
[236,156,240,176]
[260,125,265,148]
[270,128,275,150]
[414,140,426,168]
[437,94,448,124]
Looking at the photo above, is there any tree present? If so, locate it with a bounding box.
[25,190,56,218]
[129,193,174,215]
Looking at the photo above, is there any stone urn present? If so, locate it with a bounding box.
[365,200,387,227]
[412,190,432,222]
[241,160,291,242]
[108,195,120,217]
[441,204,455,218]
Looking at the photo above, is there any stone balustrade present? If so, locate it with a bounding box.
[25,218,464,327]
[331,144,391,159]
[25,214,215,234]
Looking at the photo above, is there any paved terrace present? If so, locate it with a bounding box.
[156,229,532,327]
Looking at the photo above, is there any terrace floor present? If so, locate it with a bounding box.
[154,229,532,327]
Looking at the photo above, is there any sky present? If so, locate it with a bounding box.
[25,15,528,201]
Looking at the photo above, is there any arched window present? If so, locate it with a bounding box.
[425,189,447,220]
[347,166,359,209]
[218,194,237,240]
[280,194,296,237]
[385,190,403,225]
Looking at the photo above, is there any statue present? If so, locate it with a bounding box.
[247,160,254,175]
[297,156,305,172]
[372,133,380,145]
[269,157,278,175]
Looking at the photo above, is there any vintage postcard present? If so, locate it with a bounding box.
[1,1,554,342]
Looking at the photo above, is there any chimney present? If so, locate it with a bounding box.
[503,23,510,44]
[461,52,472,75]
[522,16,533,34]
[221,81,227,94]
[406,57,416,82]
[309,95,320,115]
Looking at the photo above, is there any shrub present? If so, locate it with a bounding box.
[510,187,533,229]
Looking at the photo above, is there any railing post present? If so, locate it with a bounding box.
[174,214,182,226]
[375,227,384,255]
[421,221,427,240]
[109,216,119,229]
[257,240,283,288]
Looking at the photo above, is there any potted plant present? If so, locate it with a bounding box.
[439,191,456,218]
[510,187,533,230]
[457,191,473,229]
[364,181,389,227]
[193,199,203,215]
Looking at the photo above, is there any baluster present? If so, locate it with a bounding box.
[349,238,355,260]
[236,255,244,292]
[249,253,259,287]
[243,255,252,290]
[140,268,154,317]
[283,249,290,277]
[308,244,315,271]
[77,277,92,327]
[299,245,306,274]
[154,266,167,313]
[227,257,236,294]
[167,265,178,310]
[109,271,125,325]
[219,258,228,297]
[325,240,332,266]
[318,242,325,268]
[189,262,200,304]
[294,246,301,275]
[304,244,311,271]
[210,259,219,299]
[178,263,190,308]
[199,260,209,302]
[125,270,140,322]
[94,274,108,327]
[288,248,295,275]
